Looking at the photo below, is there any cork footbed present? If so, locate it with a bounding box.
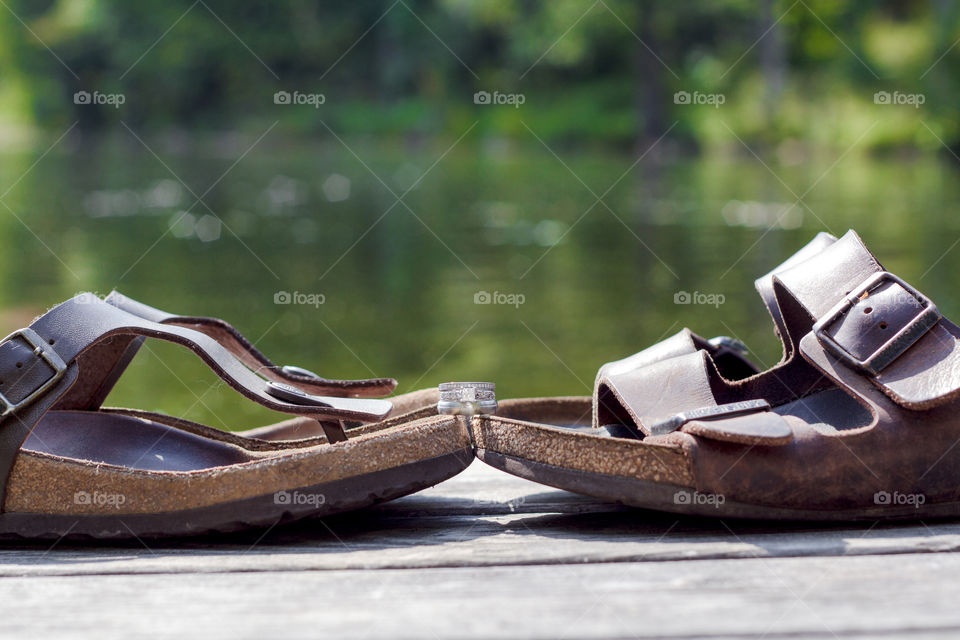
[473,397,695,489]
[1,411,472,537]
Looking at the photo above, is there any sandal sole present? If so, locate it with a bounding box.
[478,449,959,522]
[0,447,473,540]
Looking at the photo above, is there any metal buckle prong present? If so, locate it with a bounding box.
[708,336,750,357]
[647,399,771,436]
[0,328,68,417]
[812,271,940,376]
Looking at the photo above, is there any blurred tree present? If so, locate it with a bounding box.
[0,0,954,150]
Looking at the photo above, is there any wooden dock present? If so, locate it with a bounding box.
[1,460,956,639]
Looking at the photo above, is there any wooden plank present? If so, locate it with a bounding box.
[0,554,958,639]
[1,463,959,576]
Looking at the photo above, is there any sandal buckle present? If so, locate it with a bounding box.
[0,328,68,417]
[813,271,940,376]
[647,399,770,436]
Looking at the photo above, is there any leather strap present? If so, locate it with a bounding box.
[754,232,837,347]
[0,294,394,509]
[774,230,960,409]
[103,291,397,398]
[593,329,701,427]
[590,234,850,445]
[594,349,792,445]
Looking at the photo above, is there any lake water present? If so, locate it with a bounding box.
[1,133,956,429]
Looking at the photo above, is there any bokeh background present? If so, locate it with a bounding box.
[0,0,958,428]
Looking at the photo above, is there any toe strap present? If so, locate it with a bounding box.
[593,329,702,428]
[594,349,793,445]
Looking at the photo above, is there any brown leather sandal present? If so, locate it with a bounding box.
[475,230,960,520]
[0,294,471,539]
[101,291,442,442]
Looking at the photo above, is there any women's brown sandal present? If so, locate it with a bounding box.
[0,294,471,539]
[100,291,442,442]
[475,229,960,520]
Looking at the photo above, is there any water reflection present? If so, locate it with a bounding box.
[0,136,956,429]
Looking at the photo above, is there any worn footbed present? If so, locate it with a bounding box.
[1,407,472,538]
[472,395,695,494]
[470,394,943,522]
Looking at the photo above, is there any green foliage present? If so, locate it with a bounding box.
[1,0,958,150]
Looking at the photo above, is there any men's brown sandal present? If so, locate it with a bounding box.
[0,294,471,539]
[475,229,960,520]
